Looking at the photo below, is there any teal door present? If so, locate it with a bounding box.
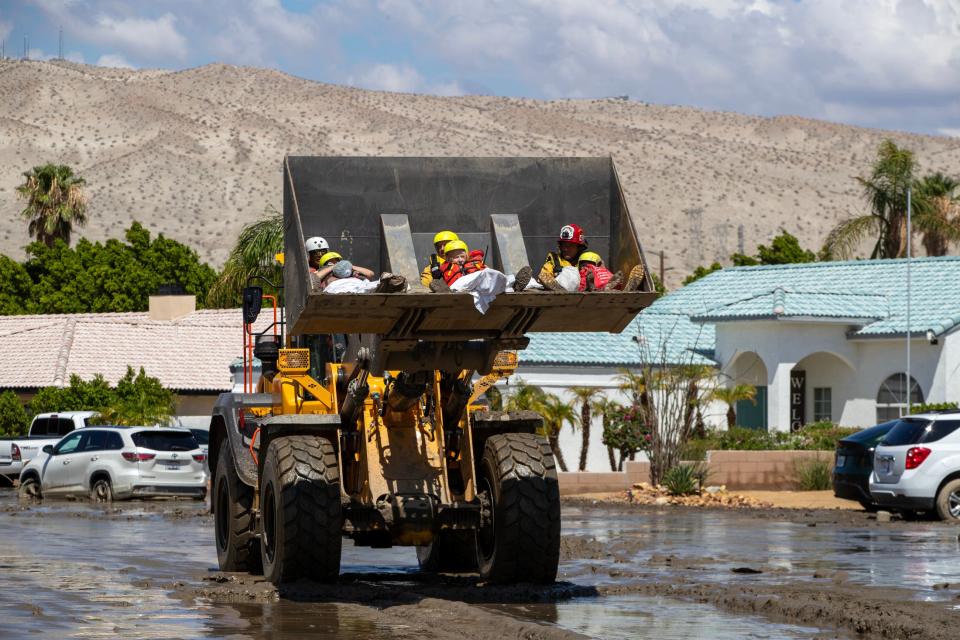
[736,386,768,430]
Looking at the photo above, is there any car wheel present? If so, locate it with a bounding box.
[935,478,960,522]
[90,478,113,503]
[18,477,42,502]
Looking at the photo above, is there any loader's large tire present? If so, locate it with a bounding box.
[260,435,342,584]
[416,530,479,573]
[214,444,262,573]
[476,433,561,584]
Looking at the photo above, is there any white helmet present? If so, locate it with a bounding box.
[305,236,329,253]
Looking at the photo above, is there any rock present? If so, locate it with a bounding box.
[654,497,670,505]
[876,511,892,522]
[705,485,723,494]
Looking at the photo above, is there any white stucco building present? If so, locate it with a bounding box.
[515,257,960,471]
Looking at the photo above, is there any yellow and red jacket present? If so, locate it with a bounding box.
[441,258,486,285]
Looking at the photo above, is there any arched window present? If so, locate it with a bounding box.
[876,373,924,422]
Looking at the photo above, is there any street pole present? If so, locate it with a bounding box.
[906,187,912,415]
[659,250,665,284]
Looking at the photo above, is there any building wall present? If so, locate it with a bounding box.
[716,320,957,431]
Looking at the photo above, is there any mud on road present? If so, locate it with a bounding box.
[2,493,959,639]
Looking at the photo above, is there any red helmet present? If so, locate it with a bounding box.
[558,224,587,246]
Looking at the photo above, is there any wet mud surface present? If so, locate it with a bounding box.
[2,492,959,639]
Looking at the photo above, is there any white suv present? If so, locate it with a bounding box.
[18,427,208,501]
[869,411,960,521]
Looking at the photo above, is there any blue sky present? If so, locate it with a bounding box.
[1,0,958,136]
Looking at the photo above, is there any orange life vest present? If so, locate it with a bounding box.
[441,258,486,285]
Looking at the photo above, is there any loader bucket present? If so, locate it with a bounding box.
[283,156,656,358]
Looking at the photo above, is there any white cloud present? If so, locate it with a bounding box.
[351,63,423,93]
[938,128,960,138]
[96,53,134,69]
[0,19,11,42]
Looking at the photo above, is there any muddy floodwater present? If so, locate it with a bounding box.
[1,492,959,639]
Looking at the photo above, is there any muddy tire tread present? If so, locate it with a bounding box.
[935,478,960,522]
[479,433,560,584]
[261,435,341,583]
[215,444,261,572]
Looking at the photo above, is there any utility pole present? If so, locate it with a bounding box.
[737,224,745,255]
[58,26,63,60]
[24,35,28,60]
[906,187,912,415]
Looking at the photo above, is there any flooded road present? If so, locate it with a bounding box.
[1,491,958,639]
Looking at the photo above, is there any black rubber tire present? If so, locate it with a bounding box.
[935,478,960,522]
[214,444,262,573]
[416,530,479,573]
[476,433,561,584]
[90,478,112,503]
[260,435,342,585]
[18,476,42,502]
[858,499,880,513]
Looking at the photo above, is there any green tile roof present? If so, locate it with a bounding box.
[518,256,960,368]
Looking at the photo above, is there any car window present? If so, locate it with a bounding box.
[106,432,124,450]
[190,429,209,446]
[30,418,50,436]
[54,432,85,455]
[82,431,111,452]
[882,419,937,446]
[56,418,75,437]
[919,420,960,444]
[132,431,198,451]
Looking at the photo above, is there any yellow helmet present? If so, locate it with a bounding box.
[578,251,602,265]
[442,240,469,255]
[433,230,459,245]
[319,251,342,267]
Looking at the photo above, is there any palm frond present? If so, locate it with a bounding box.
[822,214,878,259]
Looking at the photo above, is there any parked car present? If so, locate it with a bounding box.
[170,417,210,456]
[18,427,207,502]
[0,411,101,481]
[869,411,960,521]
[833,420,897,510]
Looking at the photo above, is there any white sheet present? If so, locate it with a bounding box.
[556,266,581,292]
[450,269,507,314]
[323,277,380,294]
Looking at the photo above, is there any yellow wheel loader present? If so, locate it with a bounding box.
[208,156,655,585]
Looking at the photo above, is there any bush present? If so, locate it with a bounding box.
[792,458,832,490]
[910,402,958,414]
[662,463,710,496]
[0,391,29,436]
[690,423,859,453]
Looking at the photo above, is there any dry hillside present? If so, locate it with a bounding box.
[2,59,959,287]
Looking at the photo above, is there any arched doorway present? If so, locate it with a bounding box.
[793,351,857,426]
[727,351,768,430]
[876,373,924,422]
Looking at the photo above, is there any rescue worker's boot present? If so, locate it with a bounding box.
[513,266,532,292]
[376,273,407,293]
[429,278,451,293]
[538,269,565,292]
[601,271,623,291]
[624,265,646,292]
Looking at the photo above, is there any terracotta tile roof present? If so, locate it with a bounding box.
[0,309,272,391]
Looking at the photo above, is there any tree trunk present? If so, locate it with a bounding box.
[549,435,568,472]
[617,450,624,472]
[727,405,736,430]
[607,446,617,471]
[578,404,591,471]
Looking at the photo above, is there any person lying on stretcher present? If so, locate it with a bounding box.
[428,240,532,313]
[311,251,406,293]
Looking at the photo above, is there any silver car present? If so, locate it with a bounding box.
[18,427,208,501]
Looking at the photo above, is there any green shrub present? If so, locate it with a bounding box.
[910,402,958,414]
[662,463,709,496]
[787,421,859,451]
[0,391,29,436]
[792,458,832,490]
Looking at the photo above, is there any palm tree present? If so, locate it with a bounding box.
[709,384,757,430]
[592,396,620,471]
[207,209,283,307]
[16,163,88,247]
[505,380,548,412]
[915,172,960,257]
[538,394,576,472]
[569,386,601,471]
[823,140,920,259]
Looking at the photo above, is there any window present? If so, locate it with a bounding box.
[876,373,924,422]
[190,429,209,446]
[29,418,50,436]
[54,432,84,455]
[814,388,832,422]
[132,431,198,451]
[106,432,124,450]
[55,418,75,436]
[882,419,960,446]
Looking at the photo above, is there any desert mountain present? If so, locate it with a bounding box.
[2,60,958,287]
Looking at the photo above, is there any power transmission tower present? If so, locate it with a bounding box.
[24,35,28,60]
[712,223,732,262]
[737,224,745,255]
[684,207,704,267]
[59,26,63,60]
